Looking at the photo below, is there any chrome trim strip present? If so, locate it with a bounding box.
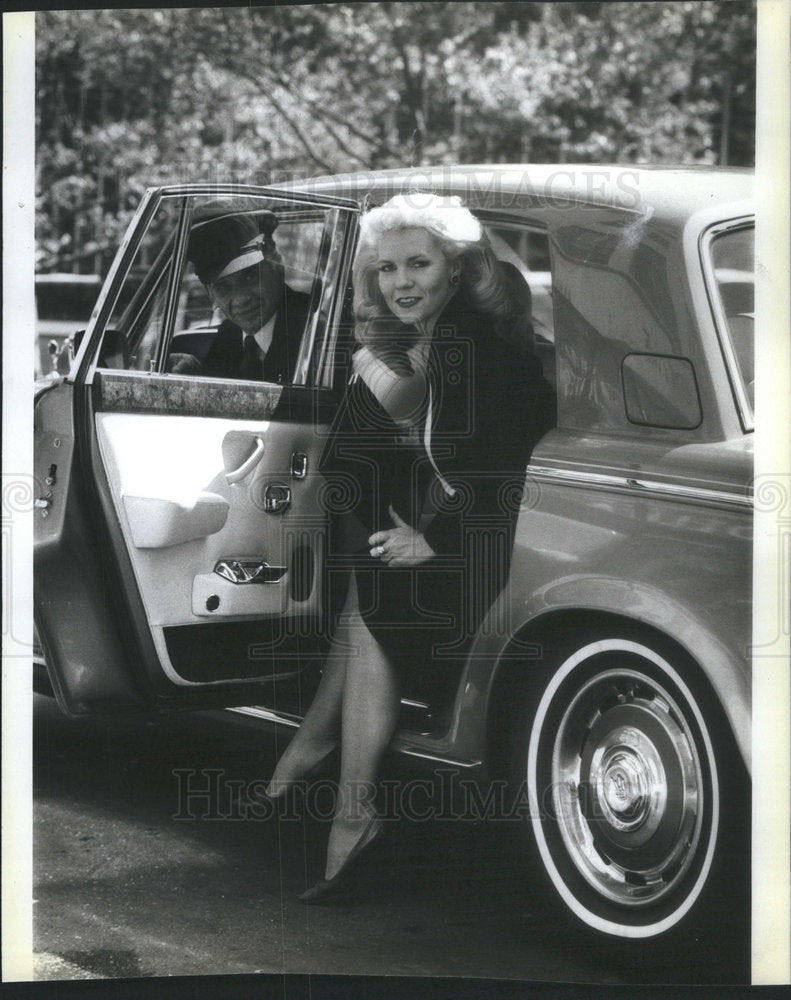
[227,706,481,769]
[154,183,360,211]
[229,706,301,728]
[232,701,434,723]
[389,745,482,770]
[526,464,753,510]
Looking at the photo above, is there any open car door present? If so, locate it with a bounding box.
[35,186,359,716]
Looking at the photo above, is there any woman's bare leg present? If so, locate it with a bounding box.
[266,578,358,795]
[323,609,401,880]
[273,571,402,882]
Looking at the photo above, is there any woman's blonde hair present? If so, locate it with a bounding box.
[352,193,533,351]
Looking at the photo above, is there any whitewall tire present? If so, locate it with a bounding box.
[526,638,727,939]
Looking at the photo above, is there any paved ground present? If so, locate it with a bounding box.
[32,694,749,987]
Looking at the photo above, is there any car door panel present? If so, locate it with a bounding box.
[93,374,331,687]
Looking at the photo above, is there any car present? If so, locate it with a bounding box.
[34,272,102,376]
[33,165,753,941]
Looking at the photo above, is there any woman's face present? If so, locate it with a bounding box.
[375,228,458,330]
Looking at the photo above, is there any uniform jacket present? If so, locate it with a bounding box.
[202,285,310,383]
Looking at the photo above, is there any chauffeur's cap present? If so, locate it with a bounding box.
[188,203,281,285]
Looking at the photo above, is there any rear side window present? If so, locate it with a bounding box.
[482,222,555,387]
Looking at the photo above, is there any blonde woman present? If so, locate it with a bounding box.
[267,194,555,900]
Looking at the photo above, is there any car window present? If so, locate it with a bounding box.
[173,218,326,332]
[708,224,754,414]
[95,198,182,372]
[167,200,338,385]
[97,196,347,386]
[482,222,555,387]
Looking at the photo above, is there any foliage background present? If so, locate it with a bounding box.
[35,1,756,274]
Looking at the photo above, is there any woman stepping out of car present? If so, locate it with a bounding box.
[266,193,555,901]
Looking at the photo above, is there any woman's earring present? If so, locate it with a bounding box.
[450,272,460,286]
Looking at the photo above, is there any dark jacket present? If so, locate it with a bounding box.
[321,293,556,681]
[202,285,310,383]
[421,295,556,560]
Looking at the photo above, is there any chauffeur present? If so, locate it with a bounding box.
[172,203,309,383]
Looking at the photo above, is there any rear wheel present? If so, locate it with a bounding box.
[523,637,744,939]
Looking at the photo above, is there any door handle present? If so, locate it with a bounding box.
[214,559,287,584]
[263,484,291,514]
[225,436,265,484]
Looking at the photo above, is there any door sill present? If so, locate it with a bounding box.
[226,704,481,770]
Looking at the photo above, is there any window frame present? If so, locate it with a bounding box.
[699,217,755,434]
[74,185,360,390]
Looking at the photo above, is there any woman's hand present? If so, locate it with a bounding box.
[369,506,435,567]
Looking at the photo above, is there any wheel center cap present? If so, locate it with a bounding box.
[590,723,668,835]
[603,756,645,815]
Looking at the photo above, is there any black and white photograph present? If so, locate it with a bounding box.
[3,1,789,997]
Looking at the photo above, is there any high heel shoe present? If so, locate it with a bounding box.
[299,814,384,903]
[265,743,338,799]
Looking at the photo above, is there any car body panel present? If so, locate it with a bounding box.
[454,463,752,774]
[34,380,149,714]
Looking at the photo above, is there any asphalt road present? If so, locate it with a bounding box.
[32,694,749,988]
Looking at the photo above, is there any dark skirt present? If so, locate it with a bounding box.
[325,512,515,698]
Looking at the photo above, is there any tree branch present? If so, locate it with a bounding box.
[381,2,427,139]
[234,68,336,173]
[268,70,404,164]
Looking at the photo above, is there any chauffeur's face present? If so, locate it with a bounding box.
[209,261,283,334]
[376,228,458,332]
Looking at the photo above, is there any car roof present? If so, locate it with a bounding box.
[287,164,753,224]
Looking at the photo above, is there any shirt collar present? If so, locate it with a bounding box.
[248,312,277,353]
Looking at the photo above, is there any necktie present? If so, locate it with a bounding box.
[240,335,264,381]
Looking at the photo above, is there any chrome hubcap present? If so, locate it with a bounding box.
[551,667,705,908]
